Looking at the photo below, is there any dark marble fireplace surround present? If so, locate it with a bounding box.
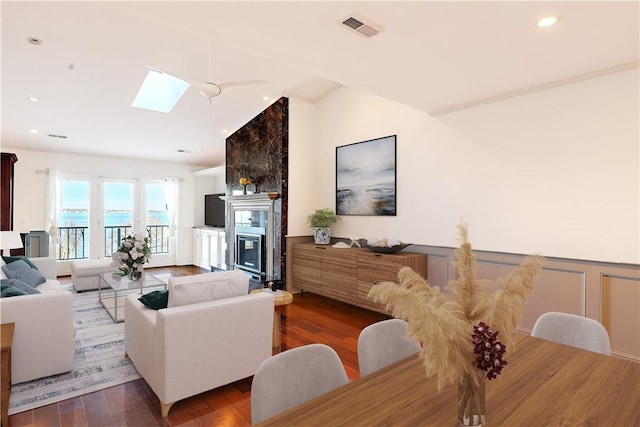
[225,97,288,282]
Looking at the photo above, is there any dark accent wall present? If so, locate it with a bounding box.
[225,97,289,281]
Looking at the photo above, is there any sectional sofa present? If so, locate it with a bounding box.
[0,257,75,383]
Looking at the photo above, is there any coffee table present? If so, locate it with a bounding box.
[98,272,166,323]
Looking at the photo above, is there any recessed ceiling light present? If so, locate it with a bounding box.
[262,96,270,101]
[196,150,204,153]
[27,37,43,46]
[536,16,558,28]
[222,129,228,133]
[28,97,40,102]
[29,129,38,134]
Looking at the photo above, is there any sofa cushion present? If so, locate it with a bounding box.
[139,290,169,310]
[2,260,47,287]
[0,278,41,295]
[2,255,38,270]
[167,271,249,308]
[0,283,30,297]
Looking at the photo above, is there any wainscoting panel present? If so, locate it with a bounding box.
[286,237,639,360]
[426,253,449,289]
[601,274,640,360]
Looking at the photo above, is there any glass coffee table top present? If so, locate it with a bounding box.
[98,272,167,322]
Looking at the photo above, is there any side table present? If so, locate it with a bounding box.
[251,289,293,347]
[1,322,15,427]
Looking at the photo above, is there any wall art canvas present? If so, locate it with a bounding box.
[336,135,396,216]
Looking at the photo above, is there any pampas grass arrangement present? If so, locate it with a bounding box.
[368,223,544,390]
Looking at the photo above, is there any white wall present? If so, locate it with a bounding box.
[289,68,639,264]
[2,147,200,266]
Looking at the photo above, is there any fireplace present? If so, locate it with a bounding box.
[235,232,264,276]
[221,193,280,282]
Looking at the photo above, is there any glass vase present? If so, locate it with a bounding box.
[128,270,141,281]
[457,372,486,427]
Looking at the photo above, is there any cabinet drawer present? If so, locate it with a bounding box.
[292,244,323,293]
[356,280,391,314]
[357,254,405,283]
[322,250,357,303]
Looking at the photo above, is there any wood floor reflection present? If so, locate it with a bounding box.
[9,265,388,427]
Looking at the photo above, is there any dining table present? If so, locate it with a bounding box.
[254,334,640,426]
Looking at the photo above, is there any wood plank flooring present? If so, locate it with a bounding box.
[8,265,389,426]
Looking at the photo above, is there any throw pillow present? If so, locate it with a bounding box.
[2,255,38,270]
[0,283,30,298]
[1,260,47,287]
[0,278,40,294]
[0,258,6,280]
[139,290,169,310]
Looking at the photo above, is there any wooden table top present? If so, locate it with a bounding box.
[255,334,640,426]
[250,289,293,306]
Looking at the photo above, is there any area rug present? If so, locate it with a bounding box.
[8,288,145,415]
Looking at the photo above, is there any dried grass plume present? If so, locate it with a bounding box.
[369,223,544,389]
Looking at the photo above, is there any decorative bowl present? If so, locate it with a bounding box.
[366,243,411,254]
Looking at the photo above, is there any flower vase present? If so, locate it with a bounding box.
[313,227,331,245]
[242,185,247,195]
[128,270,141,281]
[458,373,486,427]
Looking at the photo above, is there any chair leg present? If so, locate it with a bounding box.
[160,401,174,418]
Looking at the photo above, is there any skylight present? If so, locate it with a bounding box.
[131,70,190,113]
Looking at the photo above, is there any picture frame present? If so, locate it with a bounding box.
[336,135,396,216]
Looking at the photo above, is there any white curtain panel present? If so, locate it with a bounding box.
[46,169,63,245]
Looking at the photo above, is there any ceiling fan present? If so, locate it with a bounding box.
[189,78,269,104]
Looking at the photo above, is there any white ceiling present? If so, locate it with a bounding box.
[2,1,638,167]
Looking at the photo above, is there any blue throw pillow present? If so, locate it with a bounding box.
[0,283,29,298]
[0,279,40,294]
[139,290,169,310]
[1,260,46,287]
[2,255,38,270]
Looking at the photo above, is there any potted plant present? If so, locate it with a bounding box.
[307,208,339,245]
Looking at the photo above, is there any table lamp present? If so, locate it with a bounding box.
[0,231,24,256]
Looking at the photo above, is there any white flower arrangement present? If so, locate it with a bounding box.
[111,233,151,275]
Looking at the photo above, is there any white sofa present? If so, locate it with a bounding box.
[0,257,75,383]
[124,271,274,417]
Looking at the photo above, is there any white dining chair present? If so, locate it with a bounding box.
[357,318,421,377]
[251,343,349,424]
[531,312,611,355]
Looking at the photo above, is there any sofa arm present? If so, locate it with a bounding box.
[124,294,161,382]
[30,257,57,280]
[0,291,74,383]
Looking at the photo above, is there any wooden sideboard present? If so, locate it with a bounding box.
[291,243,427,314]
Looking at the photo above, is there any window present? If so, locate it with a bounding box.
[145,183,170,254]
[56,176,178,264]
[57,179,90,260]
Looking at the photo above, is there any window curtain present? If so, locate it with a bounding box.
[45,169,62,244]
[163,178,179,237]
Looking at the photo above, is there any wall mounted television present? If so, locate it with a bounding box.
[204,193,226,227]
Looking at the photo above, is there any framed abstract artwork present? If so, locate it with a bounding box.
[336,135,396,216]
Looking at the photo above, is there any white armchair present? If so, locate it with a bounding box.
[124,271,274,417]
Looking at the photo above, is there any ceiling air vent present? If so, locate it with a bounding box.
[48,134,67,139]
[340,14,381,38]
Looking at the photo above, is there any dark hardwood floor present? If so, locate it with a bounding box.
[9,265,389,426]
